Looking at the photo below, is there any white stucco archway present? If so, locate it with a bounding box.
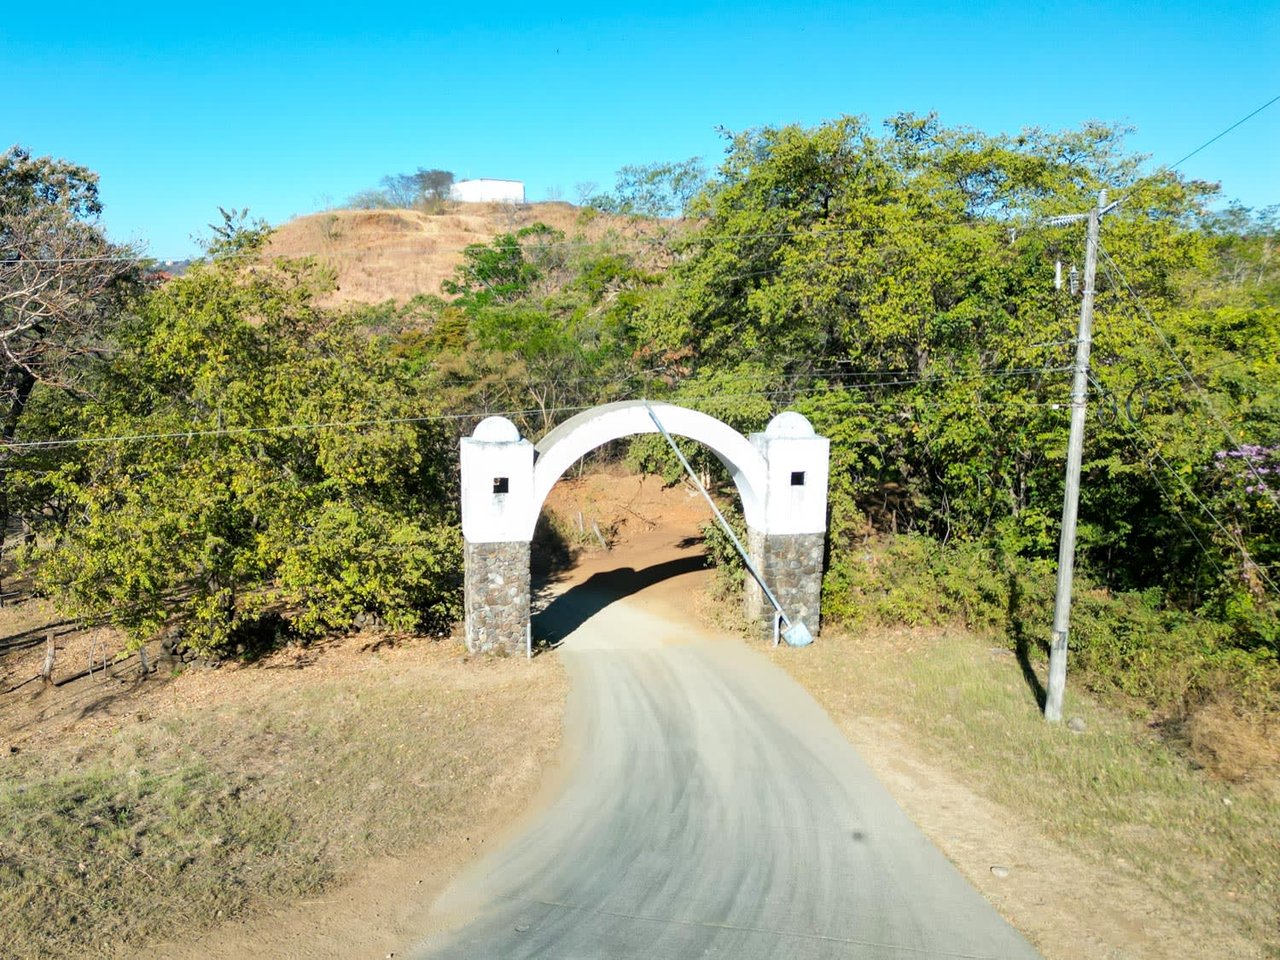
[531,400,769,539]
[459,402,830,654]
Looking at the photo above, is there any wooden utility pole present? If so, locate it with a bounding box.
[1045,190,1109,722]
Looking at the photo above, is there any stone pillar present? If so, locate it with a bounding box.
[464,540,531,654]
[746,412,831,639]
[460,417,536,655]
[744,528,825,638]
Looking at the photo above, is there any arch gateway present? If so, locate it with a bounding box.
[459,400,830,654]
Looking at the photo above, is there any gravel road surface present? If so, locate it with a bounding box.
[414,559,1042,959]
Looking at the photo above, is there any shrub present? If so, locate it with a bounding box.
[819,532,1280,732]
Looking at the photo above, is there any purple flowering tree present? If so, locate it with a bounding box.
[1213,444,1279,498]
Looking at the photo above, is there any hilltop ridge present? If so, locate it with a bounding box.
[265,202,674,306]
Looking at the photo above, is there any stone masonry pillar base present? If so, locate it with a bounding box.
[743,527,825,640]
[464,540,531,655]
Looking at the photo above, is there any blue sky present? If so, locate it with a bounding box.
[3,1,1277,257]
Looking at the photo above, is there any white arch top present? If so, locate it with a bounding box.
[530,400,768,538]
[459,402,827,543]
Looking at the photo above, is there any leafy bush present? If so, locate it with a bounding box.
[638,115,1279,688]
[821,535,1015,629]
[701,513,746,598]
[17,229,463,655]
[1070,589,1276,711]
[275,504,463,638]
[819,532,1280,724]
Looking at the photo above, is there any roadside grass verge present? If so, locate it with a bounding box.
[775,625,1279,955]
[0,638,566,959]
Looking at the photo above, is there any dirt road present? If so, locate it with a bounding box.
[413,532,1041,959]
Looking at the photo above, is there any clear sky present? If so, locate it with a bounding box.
[3,1,1277,258]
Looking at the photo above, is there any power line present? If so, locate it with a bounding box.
[1112,427,1229,585]
[1165,93,1280,173]
[118,95,1280,270]
[1098,244,1279,506]
[1,371,1074,453]
[0,227,866,265]
[1089,372,1278,598]
[358,363,1064,389]
[15,96,1280,271]
[1,407,575,452]
[1107,93,1280,216]
[1089,374,1229,578]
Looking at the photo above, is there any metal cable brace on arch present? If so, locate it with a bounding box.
[643,401,814,647]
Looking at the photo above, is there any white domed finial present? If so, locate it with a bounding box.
[764,411,815,438]
[472,416,521,442]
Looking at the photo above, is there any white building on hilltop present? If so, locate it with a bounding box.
[451,179,526,204]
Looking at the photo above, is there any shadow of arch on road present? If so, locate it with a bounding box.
[532,554,708,650]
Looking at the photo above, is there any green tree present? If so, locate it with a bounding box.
[21,228,462,653]
[637,115,1277,658]
[0,146,139,558]
[429,225,653,433]
[375,167,456,209]
[591,157,708,218]
[441,226,557,306]
[418,168,455,202]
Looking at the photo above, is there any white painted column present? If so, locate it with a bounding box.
[746,413,831,634]
[460,417,535,654]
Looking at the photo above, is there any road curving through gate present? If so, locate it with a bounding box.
[412,528,1042,960]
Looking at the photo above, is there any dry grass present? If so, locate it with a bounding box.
[1185,695,1280,783]
[0,629,566,958]
[774,624,1279,957]
[265,201,677,307]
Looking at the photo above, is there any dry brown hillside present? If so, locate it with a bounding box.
[265,202,676,307]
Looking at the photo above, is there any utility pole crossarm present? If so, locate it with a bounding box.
[1043,212,1088,227]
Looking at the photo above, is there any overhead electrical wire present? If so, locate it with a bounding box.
[1098,244,1279,506]
[1164,93,1280,173]
[1100,405,1228,584]
[1088,373,1277,598]
[12,92,1279,270]
[1,368,1077,453]
[1106,92,1280,214]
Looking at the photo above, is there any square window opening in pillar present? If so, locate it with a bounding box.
[493,477,509,494]
[790,471,806,486]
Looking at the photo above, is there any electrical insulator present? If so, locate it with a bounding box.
[1068,264,1080,297]
[1054,260,1063,290]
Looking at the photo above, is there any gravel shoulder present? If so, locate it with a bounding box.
[771,627,1274,959]
[1,619,567,960]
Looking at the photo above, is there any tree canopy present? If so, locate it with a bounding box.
[5,120,1276,720]
[632,117,1277,692]
[1,146,139,557]
[14,226,461,653]
[348,167,456,210]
